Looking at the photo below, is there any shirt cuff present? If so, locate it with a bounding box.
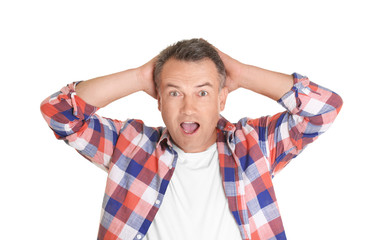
[277,72,311,115]
[60,81,99,120]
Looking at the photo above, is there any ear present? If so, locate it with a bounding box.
[157,95,162,112]
[218,87,228,112]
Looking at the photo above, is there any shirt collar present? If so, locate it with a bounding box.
[217,114,236,133]
[157,127,173,149]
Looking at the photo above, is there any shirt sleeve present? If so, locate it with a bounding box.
[40,82,126,172]
[247,73,343,177]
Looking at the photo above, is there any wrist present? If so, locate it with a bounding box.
[236,63,252,89]
[134,67,145,91]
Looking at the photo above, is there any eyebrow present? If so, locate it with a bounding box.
[196,82,213,88]
[165,82,213,89]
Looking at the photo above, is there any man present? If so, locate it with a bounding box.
[40,38,343,240]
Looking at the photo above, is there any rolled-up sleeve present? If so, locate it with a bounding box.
[40,82,125,171]
[248,73,343,177]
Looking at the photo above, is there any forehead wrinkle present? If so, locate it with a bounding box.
[160,59,221,91]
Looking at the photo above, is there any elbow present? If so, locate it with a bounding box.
[333,91,343,114]
[318,91,343,128]
[40,96,53,123]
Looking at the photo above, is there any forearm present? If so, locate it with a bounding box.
[238,64,294,101]
[75,68,143,108]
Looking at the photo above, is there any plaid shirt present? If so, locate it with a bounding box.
[40,73,342,240]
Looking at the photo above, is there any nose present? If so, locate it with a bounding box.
[181,95,196,115]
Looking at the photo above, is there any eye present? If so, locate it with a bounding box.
[169,91,180,97]
[198,90,208,97]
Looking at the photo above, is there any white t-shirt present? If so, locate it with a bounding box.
[143,143,242,240]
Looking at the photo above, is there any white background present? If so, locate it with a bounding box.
[1,0,372,239]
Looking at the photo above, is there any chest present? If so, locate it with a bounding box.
[101,130,274,240]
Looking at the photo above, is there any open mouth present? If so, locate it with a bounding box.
[180,122,200,134]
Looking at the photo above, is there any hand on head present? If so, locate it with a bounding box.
[214,47,244,93]
[137,57,158,99]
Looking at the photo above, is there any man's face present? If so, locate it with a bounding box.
[157,58,228,153]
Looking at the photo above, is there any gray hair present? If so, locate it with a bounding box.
[154,38,226,91]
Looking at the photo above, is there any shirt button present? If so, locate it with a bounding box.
[155,199,161,205]
[137,234,142,239]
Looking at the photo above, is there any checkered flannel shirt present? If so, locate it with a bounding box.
[40,73,343,240]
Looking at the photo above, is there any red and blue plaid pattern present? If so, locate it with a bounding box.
[40,73,343,240]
